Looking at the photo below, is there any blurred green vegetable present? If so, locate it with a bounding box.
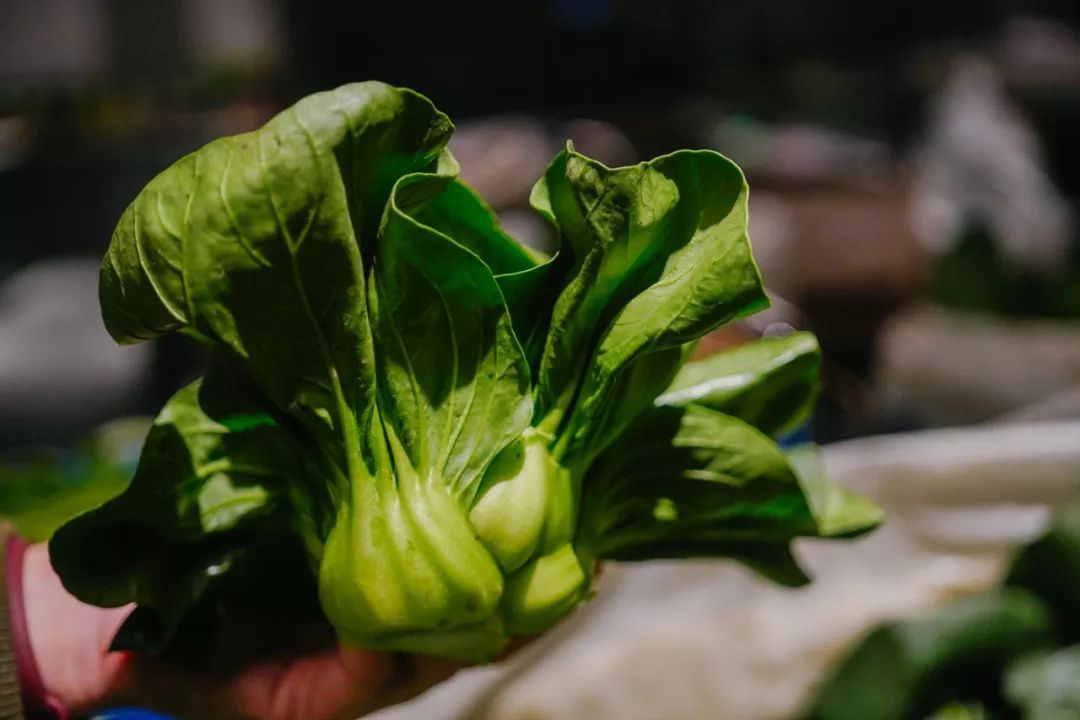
[0,418,147,541]
[807,496,1080,720]
[1005,646,1080,720]
[930,220,1080,320]
[927,702,990,720]
[1005,500,1080,644]
[806,590,1052,720]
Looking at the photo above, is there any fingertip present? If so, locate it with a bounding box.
[228,648,395,720]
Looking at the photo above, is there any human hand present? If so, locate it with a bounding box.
[20,543,471,720]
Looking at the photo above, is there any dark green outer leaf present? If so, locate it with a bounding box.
[571,345,688,466]
[49,376,305,647]
[108,535,323,666]
[657,331,821,438]
[582,405,819,560]
[603,538,811,587]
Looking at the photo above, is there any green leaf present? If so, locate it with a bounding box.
[100,82,451,459]
[705,541,811,587]
[657,332,821,438]
[374,173,534,502]
[607,537,811,587]
[805,590,1052,720]
[412,176,559,371]
[530,146,768,461]
[573,345,689,464]
[407,175,544,271]
[0,418,148,542]
[787,444,883,538]
[108,534,324,670]
[49,375,304,649]
[398,174,558,367]
[582,405,819,563]
[1005,646,1080,719]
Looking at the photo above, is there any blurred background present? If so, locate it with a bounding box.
[3,2,1080,718]
[2,0,1079,449]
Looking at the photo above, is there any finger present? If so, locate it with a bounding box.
[228,648,392,720]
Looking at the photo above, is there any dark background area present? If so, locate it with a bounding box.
[2,0,1079,449]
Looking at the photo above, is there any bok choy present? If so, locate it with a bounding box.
[46,82,880,661]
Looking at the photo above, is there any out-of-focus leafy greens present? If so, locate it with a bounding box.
[1005,647,1080,719]
[0,418,147,541]
[806,590,1052,720]
[36,81,880,661]
[927,702,990,720]
[805,496,1080,720]
[930,220,1080,320]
